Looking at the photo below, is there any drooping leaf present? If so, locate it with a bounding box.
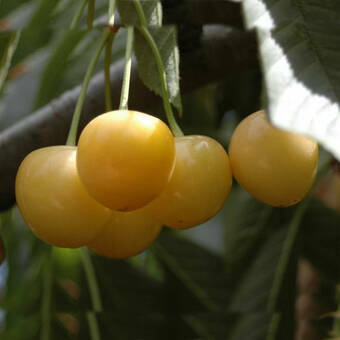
[223,187,273,283]
[0,0,34,20]
[229,226,293,340]
[150,229,234,338]
[34,29,86,109]
[222,187,300,340]
[14,0,62,63]
[153,229,230,313]
[330,286,340,338]
[242,0,340,160]
[301,198,340,283]
[134,26,182,113]
[1,312,40,340]
[117,0,162,26]
[0,30,20,94]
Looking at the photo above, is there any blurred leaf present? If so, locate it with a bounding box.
[229,227,292,340]
[331,285,340,337]
[134,26,182,113]
[154,230,230,312]
[182,311,238,340]
[301,198,340,283]
[34,29,86,108]
[152,230,233,338]
[222,187,300,340]
[242,0,340,160]
[0,0,34,20]
[117,0,162,26]
[223,188,273,283]
[0,30,20,94]
[1,312,40,340]
[0,48,50,130]
[14,0,61,63]
[75,254,185,340]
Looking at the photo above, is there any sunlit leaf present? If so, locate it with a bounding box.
[243,0,340,159]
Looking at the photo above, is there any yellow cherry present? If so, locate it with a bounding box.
[146,135,233,229]
[77,110,175,211]
[15,146,111,248]
[88,208,162,259]
[229,110,319,207]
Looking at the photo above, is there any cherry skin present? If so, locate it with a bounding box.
[15,146,112,248]
[229,110,319,207]
[145,135,233,229]
[87,208,162,259]
[76,110,175,211]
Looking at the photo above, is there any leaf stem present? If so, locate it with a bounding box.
[70,0,88,30]
[66,29,110,146]
[40,248,53,340]
[80,247,102,313]
[133,0,183,137]
[87,0,95,29]
[119,26,134,110]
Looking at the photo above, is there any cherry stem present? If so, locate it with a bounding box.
[105,0,117,111]
[119,26,134,110]
[108,0,116,26]
[87,311,101,340]
[133,0,183,137]
[133,0,147,26]
[40,248,53,340]
[80,248,103,312]
[70,0,88,30]
[105,32,115,111]
[66,28,110,146]
[87,0,95,29]
[80,248,102,340]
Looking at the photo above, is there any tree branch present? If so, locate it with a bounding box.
[0,27,258,210]
[163,0,243,28]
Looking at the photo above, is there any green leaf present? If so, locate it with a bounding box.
[1,313,40,340]
[0,30,21,94]
[153,230,230,312]
[223,188,300,340]
[331,285,340,337]
[242,0,340,160]
[223,188,273,282]
[229,227,293,340]
[134,26,182,113]
[34,29,86,108]
[0,0,34,19]
[14,0,62,63]
[117,0,162,26]
[152,230,232,338]
[301,198,340,283]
